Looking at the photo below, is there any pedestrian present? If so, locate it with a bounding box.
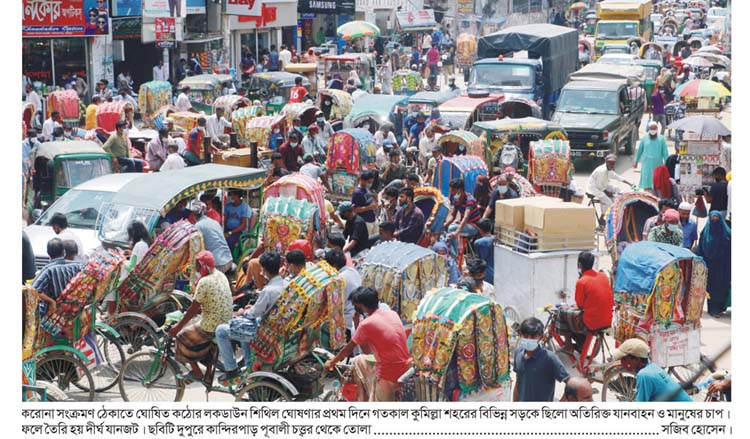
[695,211,731,318]
[175,85,193,112]
[153,59,169,81]
[482,174,519,223]
[473,219,494,283]
[513,317,570,402]
[381,56,393,95]
[426,45,440,80]
[650,86,668,134]
[652,164,681,205]
[336,201,371,258]
[634,121,669,190]
[279,45,292,71]
[22,128,40,177]
[394,187,425,244]
[647,208,683,246]
[678,201,698,249]
[443,46,455,84]
[103,120,143,173]
[278,131,304,172]
[288,76,309,103]
[613,338,692,401]
[269,45,280,71]
[705,167,728,220]
[314,110,335,146]
[25,83,42,114]
[176,58,188,82]
[351,170,379,237]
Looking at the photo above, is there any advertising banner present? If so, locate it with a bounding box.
[154,16,176,47]
[297,0,354,14]
[396,9,437,30]
[457,0,474,15]
[143,0,187,17]
[113,0,142,16]
[225,0,262,16]
[186,0,205,14]
[23,0,111,37]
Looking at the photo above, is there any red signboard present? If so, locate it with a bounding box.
[155,17,175,47]
[23,0,111,37]
[237,5,277,26]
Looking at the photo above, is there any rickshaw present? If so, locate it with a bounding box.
[28,141,113,211]
[392,69,423,96]
[436,129,478,158]
[260,196,320,253]
[23,286,52,401]
[47,90,81,128]
[177,74,225,114]
[232,105,265,146]
[528,139,573,198]
[265,173,328,225]
[490,171,538,198]
[635,59,663,105]
[280,102,319,136]
[323,53,376,92]
[414,186,450,248]
[603,241,711,401]
[245,115,287,153]
[499,98,543,119]
[433,155,488,198]
[407,91,454,116]
[168,111,203,132]
[326,128,377,201]
[359,241,448,323]
[408,287,511,401]
[106,220,202,356]
[438,93,504,131]
[247,72,311,114]
[31,249,126,400]
[343,94,408,135]
[138,81,173,128]
[96,100,135,133]
[212,95,252,121]
[605,191,660,277]
[118,260,347,402]
[316,88,353,131]
[456,33,477,80]
[285,63,318,96]
[471,117,568,175]
[579,38,594,66]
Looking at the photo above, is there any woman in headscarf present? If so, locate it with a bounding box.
[348,70,362,88]
[652,164,681,205]
[695,211,731,318]
[328,73,344,90]
[433,242,460,284]
[168,250,233,383]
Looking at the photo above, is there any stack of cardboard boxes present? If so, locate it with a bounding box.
[495,196,596,252]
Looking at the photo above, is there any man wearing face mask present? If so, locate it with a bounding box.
[278,132,304,172]
[315,110,335,146]
[103,120,142,172]
[116,87,139,111]
[647,208,683,246]
[634,121,669,190]
[394,187,425,244]
[642,198,673,240]
[146,127,171,171]
[613,338,692,402]
[678,202,698,249]
[513,317,570,402]
[351,171,379,237]
[482,175,519,223]
[381,149,408,189]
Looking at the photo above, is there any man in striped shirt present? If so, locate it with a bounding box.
[446,178,482,256]
[31,238,82,316]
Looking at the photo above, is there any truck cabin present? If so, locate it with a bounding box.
[469,57,542,97]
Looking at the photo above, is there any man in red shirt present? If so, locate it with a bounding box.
[563,251,614,352]
[324,286,411,401]
[288,76,309,103]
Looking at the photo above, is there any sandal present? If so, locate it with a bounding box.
[183,371,204,384]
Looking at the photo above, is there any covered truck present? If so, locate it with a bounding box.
[474,24,579,119]
[594,0,654,60]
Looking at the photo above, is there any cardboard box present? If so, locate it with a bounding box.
[495,196,561,231]
[213,148,253,167]
[524,202,596,235]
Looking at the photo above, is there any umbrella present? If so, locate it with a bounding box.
[568,2,588,11]
[337,21,380,41]
[667,115,730,136]
[682,56,715,68]
[698,45,724,53]
[692,52,730,66]
[677,79,731,98]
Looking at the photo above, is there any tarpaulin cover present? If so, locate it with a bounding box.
[476,24,579,93]
[614,241,701,294]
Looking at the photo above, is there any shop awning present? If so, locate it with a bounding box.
[396,10,437,31]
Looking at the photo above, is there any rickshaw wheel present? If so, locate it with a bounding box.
[118,352,185,402]
[503,306,523,352]
[72,330,125,393]
[234,380,292,402]
[111,316,161,355]
[601,366,637,402]
[36,352,96,402]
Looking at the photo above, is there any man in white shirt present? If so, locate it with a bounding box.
[153,60,169,81]
[42,111,62,141]
[418,127,437,171]
[25,83,42,114]
[278,45,292,71]
[373,124,397,148]
[206,107,232,148]
[116,88,139,111]
[299,154,332,191]
[50,213,86,263]
[160,142,187,171]
[146,128,171,170]
[175,86,193,112]
[314,110,335,146]
[586,154,633,217]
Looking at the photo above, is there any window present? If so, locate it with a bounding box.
[52,38,87,86]
[23,39,52,84]
[512,0,529,14]
[529,0,542,13]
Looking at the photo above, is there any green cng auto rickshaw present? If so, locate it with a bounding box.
[246,72,311,115]
[177,74,227,114]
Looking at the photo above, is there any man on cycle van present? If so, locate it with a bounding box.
[613,338,692,402]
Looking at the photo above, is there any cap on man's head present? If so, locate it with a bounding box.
[663,209,680,222]
[337,201,354,215]
[115,120,127,129]
[188,200,207,215]
[605,154,617,162]
[678,201,692,211]
[613,338,650,360]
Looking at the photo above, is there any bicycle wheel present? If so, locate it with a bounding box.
[118,352,185,402]
[601,366,637,402]
[111,316,160,355]
[35,352,96,402]
[235,380,292,402]
[503,306,522,353]
[72,330,125,392]
[668,354,716,395]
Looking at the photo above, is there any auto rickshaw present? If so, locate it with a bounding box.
[343,94,408,136]
[280,102,319,136]
[316,88,353,131]
[212,95,252,121]
[247,72,311,114]
[284,63,318,96]
[436,129,479,158]
[323,53,375,92]
[470,117,568,175]
[245,115,287,153]
[433,155,488,198]
[326,128,377,201]
[359,241,448,323]
[409,287,511,401]
[28,141,113,211]
[232,105,265,146]
[392,69,422,96]
[97,100,135,132]
[137,81,172,128]
[177,74,226,114]
[635,59,663,105]
[437,92,504,131]
[47,90,81,128]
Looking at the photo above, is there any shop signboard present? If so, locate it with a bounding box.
[112,16,142,39]
[23,0,111,37]
[298,0,354,14]
[186,0,206,14]
[457,0,474,15]
[113,0,143,16]
[143,0,187,17]
[396,9,437,30]
[226,0,262,16]
[155,17,176,47]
